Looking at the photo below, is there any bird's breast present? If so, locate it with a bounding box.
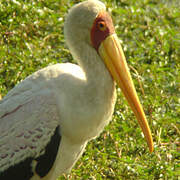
[57,75,117,143]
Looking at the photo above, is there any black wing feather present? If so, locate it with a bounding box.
[0,126,61,180]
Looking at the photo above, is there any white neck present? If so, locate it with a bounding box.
[71,41,115,99]
[61,29,116,142]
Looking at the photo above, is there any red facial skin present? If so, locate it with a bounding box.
[91,11,115,51]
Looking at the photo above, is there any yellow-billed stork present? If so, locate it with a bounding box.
[0,0,153,179]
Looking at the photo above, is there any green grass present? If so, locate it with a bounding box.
[0,0,179,179]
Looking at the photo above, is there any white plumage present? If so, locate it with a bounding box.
[0,0,153,179]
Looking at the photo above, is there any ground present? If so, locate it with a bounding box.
[0,0,179,179]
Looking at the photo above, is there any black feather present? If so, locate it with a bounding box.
[0,126,61,180]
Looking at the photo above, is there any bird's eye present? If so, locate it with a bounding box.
[98,21,107,31]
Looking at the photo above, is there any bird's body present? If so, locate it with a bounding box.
[0,0,153,179]
[0,61,116,179]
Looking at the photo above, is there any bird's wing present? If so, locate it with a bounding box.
[0,90,61,180]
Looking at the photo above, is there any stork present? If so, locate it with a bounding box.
[0,0,153,179]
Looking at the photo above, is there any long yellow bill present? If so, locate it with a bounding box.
[99,34,153,153]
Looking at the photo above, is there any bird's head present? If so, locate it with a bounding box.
[64,0,153,153]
